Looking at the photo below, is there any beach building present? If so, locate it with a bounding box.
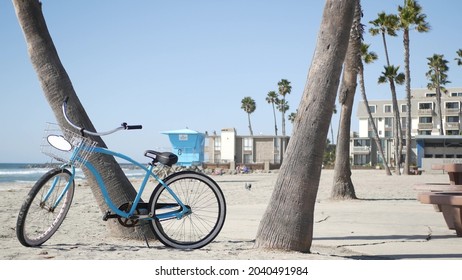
[352,87,462,170]
[204,128,289,171]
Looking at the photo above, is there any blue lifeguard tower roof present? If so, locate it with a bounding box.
[161,129,205,166]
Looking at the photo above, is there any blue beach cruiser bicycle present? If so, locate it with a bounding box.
[16,98,226,249]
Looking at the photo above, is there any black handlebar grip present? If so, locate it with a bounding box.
[126,125,142,130]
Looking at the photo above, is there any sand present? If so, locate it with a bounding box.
[0,168,460,260]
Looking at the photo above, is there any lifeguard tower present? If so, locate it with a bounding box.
[161,129,205,166]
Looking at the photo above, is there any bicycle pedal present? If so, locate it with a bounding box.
[102,211,118,221]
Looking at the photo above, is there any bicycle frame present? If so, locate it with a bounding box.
[52,143,189,221]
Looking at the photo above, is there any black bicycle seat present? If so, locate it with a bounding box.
[144,150,178,167]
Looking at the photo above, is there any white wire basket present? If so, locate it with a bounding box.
[40,122,97,168]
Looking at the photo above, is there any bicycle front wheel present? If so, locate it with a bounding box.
[149,171,226,249]
[16,167,75,247]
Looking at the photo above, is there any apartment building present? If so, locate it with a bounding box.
[353,87,462,169]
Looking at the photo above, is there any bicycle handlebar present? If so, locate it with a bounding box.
[62,97,142,136]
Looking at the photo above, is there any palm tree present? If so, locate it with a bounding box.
[255,0,356,252]
[277,79,292,136]
[331,0,362,200]
[288,110,297,123]
[378,65,405,174]
[359,43,392,175]
[12,0,152,239]
[369,12,403,174]
[456,49,462,66]
[426,54,450,135]
[398,0,430,175]
[241,96,256,135]
[266,91,279,135]
[369,12,400,67]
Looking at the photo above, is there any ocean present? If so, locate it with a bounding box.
[0,163,146,184]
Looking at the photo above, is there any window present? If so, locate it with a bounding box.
[419,102,433,110]
[446,130,460,135]
[385,117,393,127]
[214,138,221,151]
[446,102,460,109]
[401,117,407,127]
[419,117,432,123]
[447,116,460,123]
[384,104,392,113]
[385,130,393,137]
[243,138,253,151]
[243,154,253,164]
[354,139,370,147]
[425,92,436,97]
[451,92,462,97]
[401,104,408,113]
[418,130,432,135]
[369,105,376,113]
[354,154,370,165]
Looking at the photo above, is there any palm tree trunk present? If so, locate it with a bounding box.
[281,97,286,136]
[382,32,391,67]
[272,104,278,136]
[13,0,153,239]
[389,79,402,174]
[255,0,356,252]
[402,29,412,175]
[436,87,444,135]
[331,0,362,200]
[359,67,392,175]
[247,113,254,135]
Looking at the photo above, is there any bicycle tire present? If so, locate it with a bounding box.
[16,167,75,247]
[148,171,226,249]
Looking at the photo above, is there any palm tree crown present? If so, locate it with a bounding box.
[369,12,400,66]
[241,96,256,136]
[426,54,450,135]
[277,79,292,136]
[378,65,405,85]
[369,12,400,37]
[398,0,430,33]
[361,43,378,64]
[426,54,450,87]
[455,49,462,66]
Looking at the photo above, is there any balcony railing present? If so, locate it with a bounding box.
[352,146,370,154]
[418,123,433,130]
[445,108,461,115]
[418,109,434,115]
[445,122,460,130]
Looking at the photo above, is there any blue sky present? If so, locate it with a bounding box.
[2,0,462,163]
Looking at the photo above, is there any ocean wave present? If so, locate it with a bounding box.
[0,164,145,183]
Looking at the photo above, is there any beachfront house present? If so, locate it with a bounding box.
[204,128,289,171]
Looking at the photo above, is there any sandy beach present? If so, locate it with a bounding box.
[1,168,461,260]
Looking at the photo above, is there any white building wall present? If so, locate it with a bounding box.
[358,119,369,137]
[220,128,235,162]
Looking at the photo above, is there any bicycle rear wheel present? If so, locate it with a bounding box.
[149,171,226,249]
[16,167,75,247]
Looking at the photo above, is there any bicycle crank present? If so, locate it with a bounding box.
[116,203,140,227]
